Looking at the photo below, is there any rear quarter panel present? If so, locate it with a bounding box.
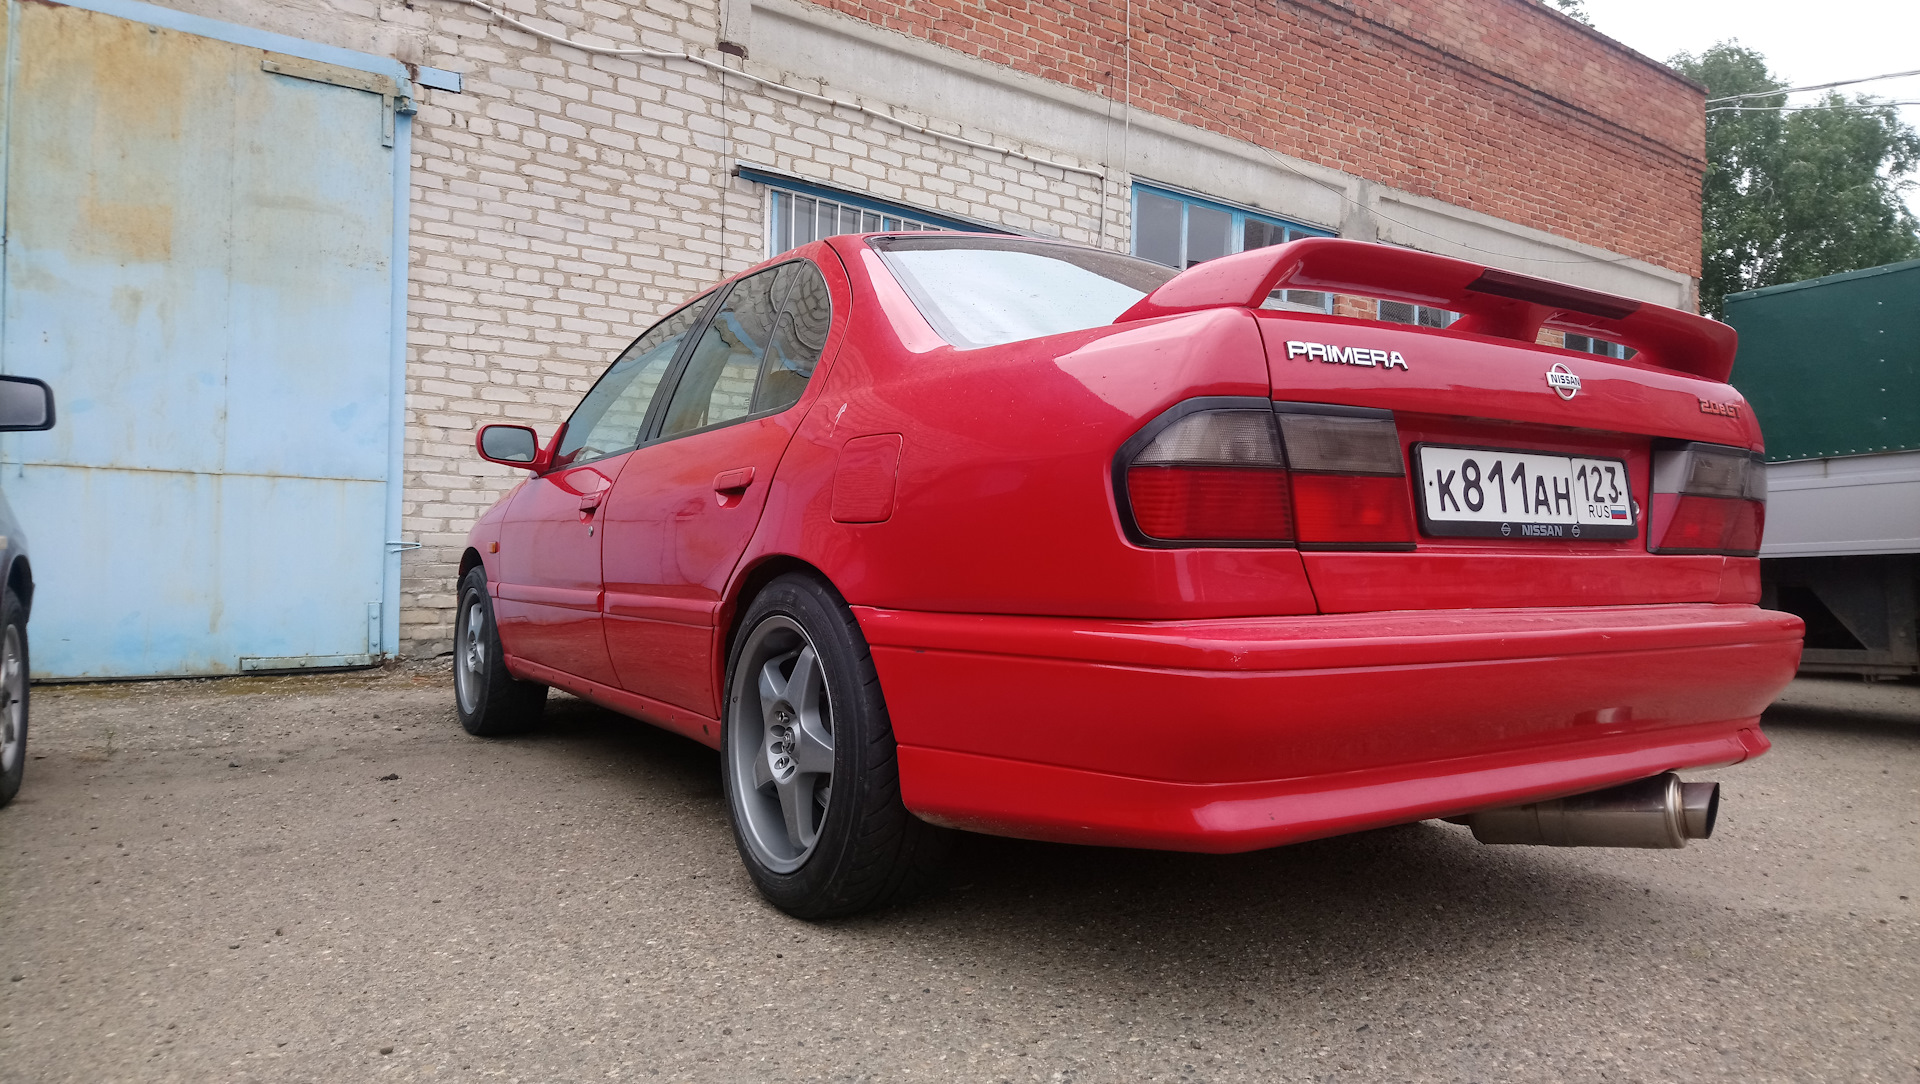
[740,241,1325,620]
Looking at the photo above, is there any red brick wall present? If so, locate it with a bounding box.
[806,0,1706,278]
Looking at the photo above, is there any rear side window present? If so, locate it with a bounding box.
[871,235,1175,350]
[660,261,832,438]
[556,300,706,465]
[758,263,832,414]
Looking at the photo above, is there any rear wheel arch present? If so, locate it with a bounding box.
[7,556,31,621]
[720,556,839,687]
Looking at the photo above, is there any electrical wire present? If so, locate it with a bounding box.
[450,0,1103,179]
[1108,2,1680,270]
[1706,68,1920,104]
[1707,99,1920,115]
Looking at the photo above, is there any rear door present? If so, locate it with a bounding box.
[492,302,705,685]
[600,258,841,715]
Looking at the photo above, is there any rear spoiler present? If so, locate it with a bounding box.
[1115,238,1737,384]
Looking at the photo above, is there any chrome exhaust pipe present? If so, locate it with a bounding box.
[1459,773,1719,849]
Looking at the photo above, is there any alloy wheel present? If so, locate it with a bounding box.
[455,590,485,716]
[728,615,836,874]
[0,625,22,775]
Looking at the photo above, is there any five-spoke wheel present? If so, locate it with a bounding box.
[722,573,946,917]
[452,566,547,737]
[730,616,837,871]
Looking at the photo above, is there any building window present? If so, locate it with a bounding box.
[1131,182,1334,311]
[769,190,946,254]
[1564,333,1632,359]
[1377,300,1458,329]
[743,167,1000,258]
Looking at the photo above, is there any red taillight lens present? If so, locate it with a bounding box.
[1649,443,1766,556]
[1656,495,1764,555]
[1119,404,1413,548]
[1126,465,1293,540]
[1290,473,1416,544]
[1124,409,1292,542]
[1278,410,1414,546]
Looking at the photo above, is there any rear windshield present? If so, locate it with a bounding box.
[871,235,1177,350]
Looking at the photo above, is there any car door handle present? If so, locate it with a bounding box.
[578,492,604,512]
[713,467,755,495]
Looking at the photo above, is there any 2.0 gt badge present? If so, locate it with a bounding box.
[1285,340,1409,371]
[1546,362,1581,400]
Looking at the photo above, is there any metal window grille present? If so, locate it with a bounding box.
[1377,300,1458,329]
[1564,333,1632,359]
[769,189,948,255]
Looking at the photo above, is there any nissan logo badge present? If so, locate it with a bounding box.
[1546,363,1581,400]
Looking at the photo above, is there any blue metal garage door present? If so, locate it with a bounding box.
[0,0,411,678]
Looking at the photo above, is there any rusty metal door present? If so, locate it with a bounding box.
[0,0,412,678]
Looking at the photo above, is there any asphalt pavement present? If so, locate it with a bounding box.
[1,664,1914,1083]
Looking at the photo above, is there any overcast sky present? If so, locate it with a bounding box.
[1580,0,1920,215]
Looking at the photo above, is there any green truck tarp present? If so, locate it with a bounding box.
[1724,258,1920,463]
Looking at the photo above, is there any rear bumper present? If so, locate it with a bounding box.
[855,603,1803,852]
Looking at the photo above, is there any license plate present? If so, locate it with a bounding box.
[1414,445,1636,540]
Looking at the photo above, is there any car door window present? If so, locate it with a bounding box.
[660,266,791,438]
[659,261,833,438]
[554,300,706,466]
[755,261,832,414]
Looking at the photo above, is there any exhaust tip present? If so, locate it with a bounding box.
[1681,781,1719,840]
[1464,773,1721,849]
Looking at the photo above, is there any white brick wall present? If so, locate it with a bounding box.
[392,2,1127,655]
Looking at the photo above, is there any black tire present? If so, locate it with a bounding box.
[453,566,546,737]
[0,588,26,808]
[721,573,947,918]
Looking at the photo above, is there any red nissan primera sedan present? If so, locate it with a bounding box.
[456,234,1803,917]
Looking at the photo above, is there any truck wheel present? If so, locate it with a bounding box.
[721,573,946,918]
[0,588,28,808]
[453,566,546,737]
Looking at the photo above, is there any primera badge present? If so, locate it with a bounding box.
[1284,340,1410,371]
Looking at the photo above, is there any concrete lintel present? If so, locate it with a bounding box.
[1373,190,1692,307]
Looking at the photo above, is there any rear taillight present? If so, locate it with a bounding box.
[1648,443,1766,556]
[1118,401,1413,548]
[1125,409,1291,541]
[1276,411,1415,546]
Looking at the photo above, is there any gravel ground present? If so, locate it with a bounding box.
[0,665,1914,1083]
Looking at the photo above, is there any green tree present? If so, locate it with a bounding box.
[1545,0,1592,25]
[1671,44,1920,316]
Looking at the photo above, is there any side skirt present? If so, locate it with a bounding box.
[507,654,723,750]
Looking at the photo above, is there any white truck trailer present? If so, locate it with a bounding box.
[1727,258,1920,677]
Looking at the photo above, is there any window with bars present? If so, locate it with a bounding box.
[1564,333,1632,359]
[768,189,950,255]
[1377,300,1458,329]
[1131,182,1334,312]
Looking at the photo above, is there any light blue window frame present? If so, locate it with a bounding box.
[1129,181,1334,310]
